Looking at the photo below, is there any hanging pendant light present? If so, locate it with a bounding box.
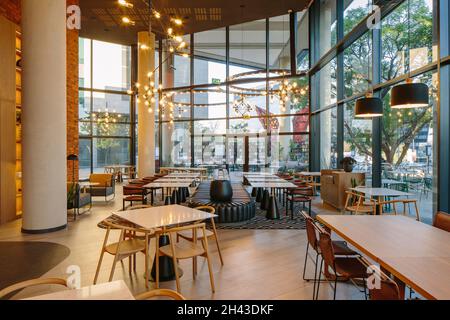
[391,78,429,109]
[391,0,429,109]
[355,94,383,118]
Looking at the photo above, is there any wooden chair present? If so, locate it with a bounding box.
[135,289,186,300]
[344,191,376,215]
[155,223,215,293]
[379,199,420,221]
[94,220,153,288]
[286,186,314,219]
[122,185,147,210]
[0,278,68,299]
[316,232,368,300]
[300,211,359,300]
[358,258,401,300]
[433,211,450,232]
[177,206,224,266]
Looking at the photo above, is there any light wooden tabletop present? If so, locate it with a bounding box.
[113,204,216,230]
[317,215,450,300]
[24,280,135,300]
[350,187,413,197]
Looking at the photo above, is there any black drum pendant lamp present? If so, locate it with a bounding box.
[355,95,383,118]
[391,78,429,109]
[354,28,383,119]
[391,0,429,109]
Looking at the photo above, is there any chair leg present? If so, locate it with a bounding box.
[108,254,120,282]
[93,249,105,285]
[204,244,216,293]
[312,253,319,300]
[302,243,309,281]
[413,201,420,221]
[155,251,160,289]
[333,276,338,300]
[315,258,323,300]
[210,218,224,266]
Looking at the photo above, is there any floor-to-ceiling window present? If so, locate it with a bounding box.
[158,11,310,174]
[78,38,133,179]
[309,0,442,223]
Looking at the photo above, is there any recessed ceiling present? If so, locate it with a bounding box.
[79,0,310,45]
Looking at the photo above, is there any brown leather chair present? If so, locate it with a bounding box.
[301,212,359,299]
[122,185,147,210]
[316,231,368,300]
[286,186,314,219]
[434,211,450,232]
[370,279,401,300]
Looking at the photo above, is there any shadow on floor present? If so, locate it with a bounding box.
[0,241,70,295]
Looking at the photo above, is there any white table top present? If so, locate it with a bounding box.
[113,204,216,230]
[157,177,195,182]
[299,172,321,177]
[160,167,207,172]
[250,182,298,188]
[166,173,200,178]
[24,280,135,300]
[350,187,413,197]
[382,179,407,185]
[243,172,276,176]
[79,182,100,187]
[144,181,193,188]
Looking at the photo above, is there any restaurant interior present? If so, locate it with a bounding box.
[0,0,449,302]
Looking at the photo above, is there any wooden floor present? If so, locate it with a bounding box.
[0,186,364,300]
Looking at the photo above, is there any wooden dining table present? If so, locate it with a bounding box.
[113,205,217,282]
[316,215,450,300]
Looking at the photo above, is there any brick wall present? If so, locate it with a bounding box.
[67,0,80,182]
[0,0,20,25]
[1,0,80,182]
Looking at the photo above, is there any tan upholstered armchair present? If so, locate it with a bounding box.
[89,173,115,201]
[320,170,365,210]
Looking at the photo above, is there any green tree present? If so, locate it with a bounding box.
[343,0,435,166]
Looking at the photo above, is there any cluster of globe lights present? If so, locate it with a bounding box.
[132,69,309,123]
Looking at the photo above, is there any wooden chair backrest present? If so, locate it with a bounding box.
[318,231,335,267]
[135,289,186,300]
[434,211,450,232]
[0,278,68,299]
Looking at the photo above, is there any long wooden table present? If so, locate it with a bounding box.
[316,215,450,300]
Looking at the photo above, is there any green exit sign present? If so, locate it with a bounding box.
[212,78,221,84]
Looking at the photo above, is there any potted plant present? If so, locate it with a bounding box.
[340,157,357,173]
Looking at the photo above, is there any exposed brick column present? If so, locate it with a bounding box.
[0,0,20,24]
[67,0,79,181]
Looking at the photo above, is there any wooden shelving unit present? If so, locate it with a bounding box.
[15,30,22,216]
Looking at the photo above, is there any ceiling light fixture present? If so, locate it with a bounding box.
[118,0,133,8]
[121,16,135,25]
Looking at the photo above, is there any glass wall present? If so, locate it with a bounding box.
[309,0,440,223]
[78,38,133,179]
[158,13,310,174]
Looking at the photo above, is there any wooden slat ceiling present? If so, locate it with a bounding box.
[79,0,310,45]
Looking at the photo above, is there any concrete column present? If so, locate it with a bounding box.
[161,52,174,166]
[137,32,155,178]
[21,0,67,233]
